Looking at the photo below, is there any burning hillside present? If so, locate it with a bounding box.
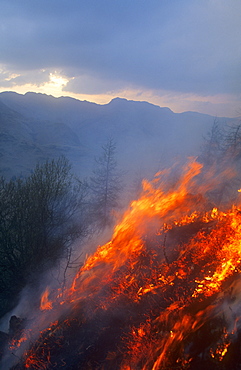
[2,159,241,369]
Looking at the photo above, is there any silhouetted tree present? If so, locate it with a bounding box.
[222,122,241,159]
[0,157,88,316]
[89,138,123,229]
[199,119,241,206]
[199,118,223,167]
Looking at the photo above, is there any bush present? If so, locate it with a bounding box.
[0,157,87,317]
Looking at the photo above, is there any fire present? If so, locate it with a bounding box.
[9,333,28,351]
[68,160,203,301]
[5,159,241,369]
[40,287,53,311]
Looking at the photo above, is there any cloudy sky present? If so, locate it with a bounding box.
[0,0,240,117]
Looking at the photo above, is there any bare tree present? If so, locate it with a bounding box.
[199,119,241,206]
[199,118,223,166]
[89,138,123,229]
[0,157,88,317]
[222,122,241,159]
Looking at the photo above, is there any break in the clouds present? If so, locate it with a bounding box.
[0,0,241,116]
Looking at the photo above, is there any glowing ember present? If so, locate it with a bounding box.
[4,159,241,370]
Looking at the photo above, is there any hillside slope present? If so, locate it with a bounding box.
[0,92,235,181]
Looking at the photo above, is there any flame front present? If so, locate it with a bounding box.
[8,159,241,370]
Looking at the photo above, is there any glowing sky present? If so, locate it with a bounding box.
[1,0,241,117]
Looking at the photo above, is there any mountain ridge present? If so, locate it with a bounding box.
[0,92,237,181]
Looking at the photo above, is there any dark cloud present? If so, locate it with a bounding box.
[1,0,241,96]
[0,70,50,88]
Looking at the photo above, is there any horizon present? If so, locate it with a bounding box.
[1,1,241,118]
[0,90,239,119]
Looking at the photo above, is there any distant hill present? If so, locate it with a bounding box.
[0,92,236,182]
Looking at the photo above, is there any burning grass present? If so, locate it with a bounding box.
[3,159,241,369]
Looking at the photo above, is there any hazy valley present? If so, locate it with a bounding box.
[0,92,235,183]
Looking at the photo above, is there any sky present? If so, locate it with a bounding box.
[0,0,241,117]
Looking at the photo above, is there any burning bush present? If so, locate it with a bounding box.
[2,159,241,369]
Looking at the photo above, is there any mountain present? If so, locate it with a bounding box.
[0,92,236,182]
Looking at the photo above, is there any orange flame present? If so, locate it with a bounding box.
[40,287,53,311]
[18,159,241,369]
[68,160,204,301]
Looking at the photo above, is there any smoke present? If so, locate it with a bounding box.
[0,226,114,370]
[0,277,61,369]
[2,158,241,369]
[215,279,241,336]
